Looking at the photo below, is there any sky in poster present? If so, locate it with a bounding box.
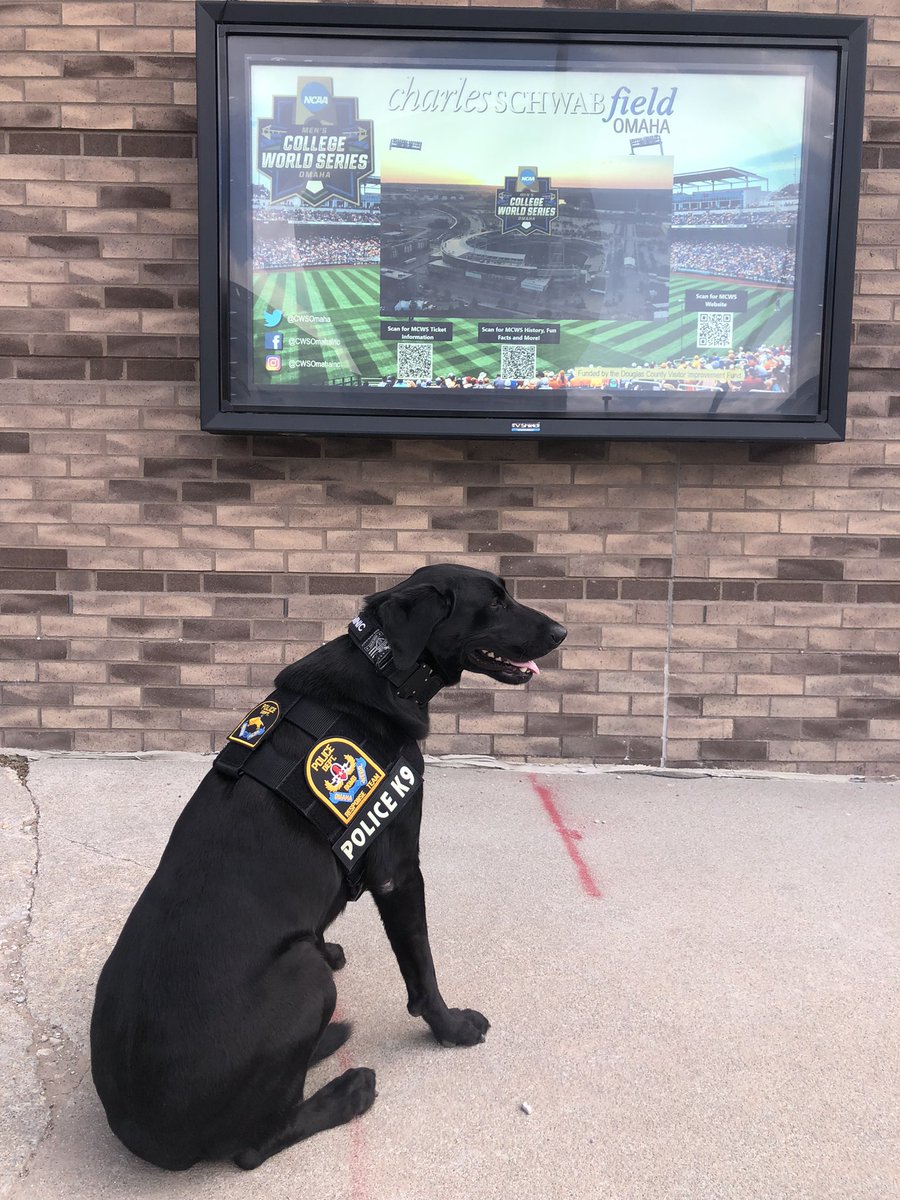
[250,62,808,193]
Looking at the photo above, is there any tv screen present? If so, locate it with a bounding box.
[196,3,867,440]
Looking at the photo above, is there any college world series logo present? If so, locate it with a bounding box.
[495,165,559,234]
[258,77,374,207]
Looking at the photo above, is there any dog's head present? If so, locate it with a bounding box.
[364,564,566,686]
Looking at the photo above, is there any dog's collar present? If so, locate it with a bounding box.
[347,613,448,706]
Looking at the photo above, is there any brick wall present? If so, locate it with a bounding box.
[2,0,899,775]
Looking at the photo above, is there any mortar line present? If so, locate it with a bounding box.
[660,456,681,769]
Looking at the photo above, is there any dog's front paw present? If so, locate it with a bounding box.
[434,1008,490,1048]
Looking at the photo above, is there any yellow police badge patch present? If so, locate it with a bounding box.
[305,738,386,825]
[228,699,281,748]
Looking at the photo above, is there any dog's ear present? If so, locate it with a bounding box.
[368,584,449,672]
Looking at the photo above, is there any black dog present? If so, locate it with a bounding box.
[90,564,565,1171]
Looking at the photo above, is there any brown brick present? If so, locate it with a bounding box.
[839,653,900,674]
[141,640,210,664]
[0,431,29,453]
[430,509,497,531]
[0,638,67,660]
[63,53,133,77]
[181,619,250,641]
[308,575,373,596]
[324,483,391,506]
[514,578,583,600]
[0,568,58,589]
[467,532,535,554]
[0,592,69,614]
[108,662,176,684]
[700,739,768,762]
[126,359,195,381]
[15,357,87,381]
[499,555,566,578]
[80,132,117,154]
[103,285,173,308]
[468,486,534,507]
[526,712,594,737]
[756,582,825,602]
[857,583,900,603]
[143,686,212,707]
[2,730,73,751]
[621,580,669,600]
[96,569,164,591]
[776,558,845,581]
[106,334,176,358]
[583,579,618,599]
[202,574,272,595]
[31,333,103,358]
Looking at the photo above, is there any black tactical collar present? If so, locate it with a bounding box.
[347,613,448,706]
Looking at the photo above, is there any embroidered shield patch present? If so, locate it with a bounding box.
[228,699,281,748]
[306,737,386,825]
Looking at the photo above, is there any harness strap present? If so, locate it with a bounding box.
[214,691,336,779]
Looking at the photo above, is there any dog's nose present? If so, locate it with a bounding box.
[548,622,567,646]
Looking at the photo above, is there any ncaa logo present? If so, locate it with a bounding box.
[301,82,330,112]
[519,167,537,188]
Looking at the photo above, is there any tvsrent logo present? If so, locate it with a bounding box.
[300,82,330,113]
[511,422,541,433]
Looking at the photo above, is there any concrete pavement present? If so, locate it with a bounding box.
[0,754,897,1200]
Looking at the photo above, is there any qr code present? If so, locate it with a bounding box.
[397,343,433,382]
[500,345,537,380]
[696,311,734,349]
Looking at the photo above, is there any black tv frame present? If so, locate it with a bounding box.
[196,2,867,442]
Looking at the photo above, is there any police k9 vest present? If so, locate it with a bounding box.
[213,689,423,900]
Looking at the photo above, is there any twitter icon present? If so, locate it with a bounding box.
[263,307,283,328]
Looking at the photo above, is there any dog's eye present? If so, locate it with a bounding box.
[490,597,505,609]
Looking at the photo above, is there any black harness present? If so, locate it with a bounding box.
[212,616,443,900]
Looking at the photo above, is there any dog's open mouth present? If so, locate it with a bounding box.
[466,648,541,683]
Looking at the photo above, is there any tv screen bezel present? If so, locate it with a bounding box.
[196,2,867,442]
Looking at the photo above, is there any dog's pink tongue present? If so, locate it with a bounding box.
[510,659,540,675]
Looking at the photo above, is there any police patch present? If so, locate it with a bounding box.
[228,699,281,748]
[305,738,386,825]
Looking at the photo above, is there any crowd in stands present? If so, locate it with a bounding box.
[254,235,379,269]
[671,241,796,285]
[253,205,379,225]
[672,209,797,227]
[368,344,792,395]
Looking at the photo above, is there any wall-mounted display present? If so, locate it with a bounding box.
[196,3,867,440]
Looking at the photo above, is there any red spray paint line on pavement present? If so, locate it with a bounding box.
[334,1003,372,1200]
[530,775,603,899]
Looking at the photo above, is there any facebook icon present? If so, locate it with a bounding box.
[264,331,284,351]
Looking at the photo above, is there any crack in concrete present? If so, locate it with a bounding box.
[55,834,152,873]
[0,757,90,1190]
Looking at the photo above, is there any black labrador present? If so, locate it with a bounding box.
[90,564,566,1171]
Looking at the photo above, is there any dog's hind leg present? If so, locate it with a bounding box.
[233,1067,376,1170]
[319,941,346,970]
[308,1020,352,1066]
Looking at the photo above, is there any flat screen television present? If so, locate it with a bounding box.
[196,2,867,441]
